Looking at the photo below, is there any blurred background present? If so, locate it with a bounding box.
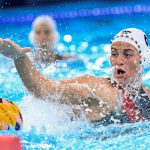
[1,0,150,46]
[1,0,150,100]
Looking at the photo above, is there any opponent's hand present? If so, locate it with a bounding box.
[0,38,31,59]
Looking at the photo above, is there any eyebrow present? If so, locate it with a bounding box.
[123,49,134,52]
[111,47,117,50]
[111,47,134,52]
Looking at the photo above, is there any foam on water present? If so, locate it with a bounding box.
[19,95,90,134]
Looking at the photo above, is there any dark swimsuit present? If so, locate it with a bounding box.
[94,81,150,126]
[55,54,63,60]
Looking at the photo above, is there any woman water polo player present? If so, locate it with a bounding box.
[0,28,150,124]
[29,15,75,64]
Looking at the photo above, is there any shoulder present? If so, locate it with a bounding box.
[73,75,110,85]
[60,75,111,89]
[54,54,63,60]
[78,75,116,99]
[142,85,150,99]
[54,53,75,60]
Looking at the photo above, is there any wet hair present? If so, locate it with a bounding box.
[29,15,59,45]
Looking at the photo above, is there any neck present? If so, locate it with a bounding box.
[110,73,142,97]
[35,47,55,63]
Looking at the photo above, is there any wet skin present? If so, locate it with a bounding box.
[110,41,141,86]
[0,38,150,121]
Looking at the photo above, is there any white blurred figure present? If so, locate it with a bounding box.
[29,15,75,65]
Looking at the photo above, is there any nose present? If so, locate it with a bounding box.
[40,33,47,40]
[115,54,125,66]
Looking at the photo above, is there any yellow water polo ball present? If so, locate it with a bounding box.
[0,98,23,130]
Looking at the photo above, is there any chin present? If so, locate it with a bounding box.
[118,77,137,87]
[116,79,125,86]
[115,77,128,86]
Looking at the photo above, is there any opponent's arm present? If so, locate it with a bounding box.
[0,38,93,104]
[0,38,116,120]
[14,54,91,104]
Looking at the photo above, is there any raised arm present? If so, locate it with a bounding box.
[14,54,113,102]
[0,38,97,103]
[14,55,117,121]
[0,38,116,121]
[14,54,92,104]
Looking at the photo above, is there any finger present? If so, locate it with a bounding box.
[3,38,20,48]
[3,38,14,44]
[0,39,4,52]
[4,39,31,53]
[0,38,4,45]
[21,47,32,53]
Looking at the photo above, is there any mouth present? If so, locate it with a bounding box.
[115,68,126,78]
[36,40,48,48]
[41,41,48,47]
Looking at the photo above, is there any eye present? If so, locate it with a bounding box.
[111,50,118,57]
[124,52,133,58]
[35,30,41,35]
[44,30,50,35]
[111,52,117,56]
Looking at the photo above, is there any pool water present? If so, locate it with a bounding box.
[0,1,150,149]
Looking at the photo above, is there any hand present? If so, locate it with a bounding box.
[0,38,31,59]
